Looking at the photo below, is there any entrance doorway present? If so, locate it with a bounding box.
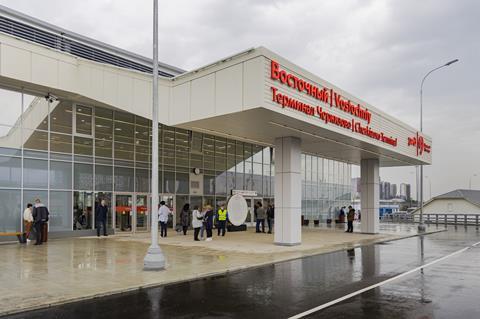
[73,191,94,230]
[135,194,150,232]
[95,192,112,230]
[115,194,133,232]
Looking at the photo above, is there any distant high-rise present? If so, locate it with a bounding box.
[400,183,412,201]
[390,184,397,198]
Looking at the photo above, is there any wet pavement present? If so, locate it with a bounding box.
[2,226,479,319]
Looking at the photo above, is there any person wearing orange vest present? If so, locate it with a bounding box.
[217,204,228,237]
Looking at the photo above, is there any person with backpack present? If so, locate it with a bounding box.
[32,198,49,245]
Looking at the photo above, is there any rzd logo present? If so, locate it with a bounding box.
[408,133,431,156]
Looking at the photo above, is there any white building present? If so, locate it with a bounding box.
[416,189,480,215]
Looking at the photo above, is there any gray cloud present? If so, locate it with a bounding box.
[1,0,479,197]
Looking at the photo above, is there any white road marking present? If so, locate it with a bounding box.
[289,241,480,319]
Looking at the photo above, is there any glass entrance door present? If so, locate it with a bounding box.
[135,194,150,232]
[73,191,94,230]
[95,192,112,230]
[115,194,133,232]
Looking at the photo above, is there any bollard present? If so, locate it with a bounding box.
[436,214,439,225]
[427,214,430,224]
[464,214,467,226]
[445,214,447,226]
[454,215,457,225]
[476,215,479,230]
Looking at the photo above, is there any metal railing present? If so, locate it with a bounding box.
[381,212,480,227]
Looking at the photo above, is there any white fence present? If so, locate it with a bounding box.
[381,212,480,227]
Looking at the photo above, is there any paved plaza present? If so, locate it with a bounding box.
[0,224,442,316]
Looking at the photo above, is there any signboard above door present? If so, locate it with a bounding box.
[231,190,258,197]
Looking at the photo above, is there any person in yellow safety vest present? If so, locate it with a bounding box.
[217,204,228,237]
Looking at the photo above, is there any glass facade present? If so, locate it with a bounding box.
[0,88,351,233]
[301,154,352,222]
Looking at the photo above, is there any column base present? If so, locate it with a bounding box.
[274,242,301,246]
[143,246,166,270]
[417,223,426,232]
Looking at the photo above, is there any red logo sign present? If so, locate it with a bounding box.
[408,133,431,156]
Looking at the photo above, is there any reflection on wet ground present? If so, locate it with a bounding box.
[3,226,478,319]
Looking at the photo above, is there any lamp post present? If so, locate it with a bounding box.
[469,174,477,190]
[425,175,432,200]
[418,58,459,232]
[144,0,165,270]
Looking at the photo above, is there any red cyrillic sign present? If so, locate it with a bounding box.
[269,60,398,148]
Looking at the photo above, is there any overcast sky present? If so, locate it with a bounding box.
[1,0,479,199]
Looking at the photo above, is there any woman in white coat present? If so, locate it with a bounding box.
[192,205,203,241]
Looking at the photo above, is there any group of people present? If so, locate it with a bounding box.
[254,202,275,233]
[22,199,50,245]
[157,201,228,241]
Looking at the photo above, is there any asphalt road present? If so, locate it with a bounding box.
[3,226,479,319]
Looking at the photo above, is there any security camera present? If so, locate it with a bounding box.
[45,93,58,103]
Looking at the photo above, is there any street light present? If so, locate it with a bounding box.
[418,58,459,232]
[425,175,432,200]
[469,174,478,189]
[144,0,166,270]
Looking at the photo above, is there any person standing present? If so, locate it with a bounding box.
[255,202,266,233]
[217,204,228,237]
[95,199,108,237]
[192,205,203,241]
[32,199,49,245]
[267,204,274,234]
[180,203,191,236]
[158,201,170,238]
[346,205,355,233]
[204,205,214,241]
[23,203,33,242]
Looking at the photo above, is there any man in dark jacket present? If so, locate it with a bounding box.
[346,206,355,233]
[267,204,275,234]
[32,198,49,245]
[95,199,109,237]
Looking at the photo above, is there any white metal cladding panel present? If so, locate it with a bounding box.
[31,53,58,88]
[215,63,243,115]
[261,57,432,162]
[171,82,190,125]
[243,56,265,109]
[190,73,215,121]
[0,43,31,81]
